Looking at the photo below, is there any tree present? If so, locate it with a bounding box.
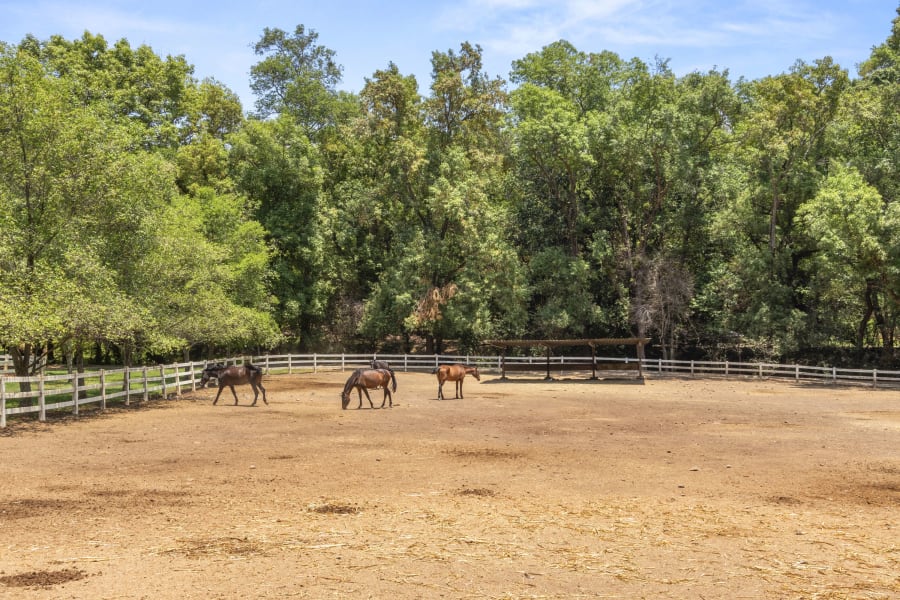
[353,45,526,353]
[0,43,136,376]
[1,36,279,372]
[509,83,595,257]
[250,25,343,135]
[229,116,328,345]
[708,58,849,354]
[796,166,900,359]
[425,42,507,151]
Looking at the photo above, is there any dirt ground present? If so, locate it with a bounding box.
[1,370,898,599]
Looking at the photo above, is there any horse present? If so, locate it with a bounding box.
[200,363,267,406]
[341,368,394,409]
[432,364,480,400]
[371,359,398,392]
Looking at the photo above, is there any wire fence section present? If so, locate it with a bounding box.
[2,353,899,427]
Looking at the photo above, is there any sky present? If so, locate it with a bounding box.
[1,1,897,111]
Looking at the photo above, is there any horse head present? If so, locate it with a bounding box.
[199,364,224,387]
[341,391,351,410]
[470,367,481,381]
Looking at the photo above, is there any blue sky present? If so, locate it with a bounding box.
[1,1,897,111]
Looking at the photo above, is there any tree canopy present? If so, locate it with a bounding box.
[3,6,900,369]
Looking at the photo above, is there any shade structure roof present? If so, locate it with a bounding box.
[483,338,650,348]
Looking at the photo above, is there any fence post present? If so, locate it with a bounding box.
[100,370,107,410]
[264,354,270,374]
[288,353,293,375]
[795,364,800,381]
[690,360,695,377]
[873,369,878,388]
[142,367,149,402]
[71,373,79,418]
[39,375,46,422]
[124,366,131,406]
[725,361,729,376]
[1,376,6,428]
[832,366,837,384]
[657,358,662,373]
[314,354,318,373]
[404,355,408,372]
[160,365,167,399]
[758,363,762,379]
[341,353,345,372]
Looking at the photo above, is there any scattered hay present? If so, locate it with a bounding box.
[0,568,87,588]
[162,537,268,559]
[769,495,803,506]
[307,502,361,515]
[0,498,71,520]
[444,448,520,460]
[457,488,496,497]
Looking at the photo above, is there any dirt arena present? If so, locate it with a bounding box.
[1,370,898,599]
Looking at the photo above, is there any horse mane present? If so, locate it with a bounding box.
[342,368,363,396]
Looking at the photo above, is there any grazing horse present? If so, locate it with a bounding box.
[432,364,480,400]
[341,368,394,409]
[371,359,398,392]
[200,363,267,406]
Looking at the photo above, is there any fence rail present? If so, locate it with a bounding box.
[2,353,899,427]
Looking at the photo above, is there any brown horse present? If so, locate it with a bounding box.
[200,363,267,406]
[341,368,394,409]
[432,364,480,400]
[371,359,398,392]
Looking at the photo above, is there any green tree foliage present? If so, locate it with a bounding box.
[229,116,328,345]
[0,36,278,374]
[4,8,900,366]
[346,44,525,353]
[709,59,849,355]
[250,25,343,136]
[797,166,900,357]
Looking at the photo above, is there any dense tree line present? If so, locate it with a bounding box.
[2,8,899,378]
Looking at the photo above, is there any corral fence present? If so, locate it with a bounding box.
[2,353,899,428]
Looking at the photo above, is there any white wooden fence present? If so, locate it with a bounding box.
[2,353,899,427]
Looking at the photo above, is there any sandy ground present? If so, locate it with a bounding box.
[1,370,898,599]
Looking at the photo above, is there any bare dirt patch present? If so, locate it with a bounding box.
[0,568,88,589]
[1,372,898,599]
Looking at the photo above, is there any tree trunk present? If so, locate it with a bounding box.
[10,344,34,395]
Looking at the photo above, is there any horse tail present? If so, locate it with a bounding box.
[389,368,397,392]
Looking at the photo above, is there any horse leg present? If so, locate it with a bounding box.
[437,378,444,400]
[356,388,364,409]
[257,378,268,405]
[249,382,259,406]
[381,388,392,408]
[362,387,375,409]
[456,379,463,399]
[213,384,225,405]
[230,385,239,405]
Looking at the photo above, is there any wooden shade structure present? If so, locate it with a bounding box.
[483,338,651,380]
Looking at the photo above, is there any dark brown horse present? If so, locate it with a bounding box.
[371,359,398,392]
[341,368,394,409]
[200,363,267,406]
[432,364,480,400]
